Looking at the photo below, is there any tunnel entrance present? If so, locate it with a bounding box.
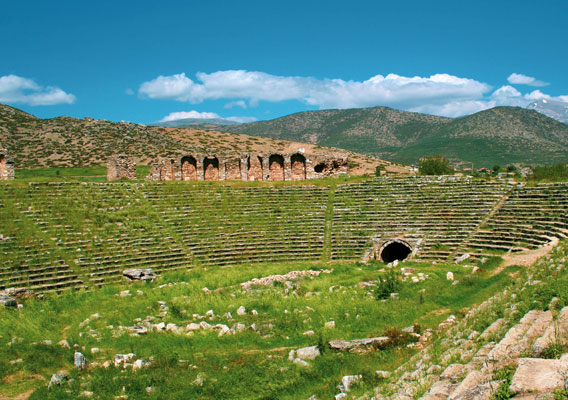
[380,240,412,263]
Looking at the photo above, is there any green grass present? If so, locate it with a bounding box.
[0,256,519,399]
[13,165,150,182]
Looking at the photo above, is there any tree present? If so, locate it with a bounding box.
[492,165,501,173]
[418,155,454,175]
[375,165,382,177]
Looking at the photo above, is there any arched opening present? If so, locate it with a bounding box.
[291,153,306,180]
[269,154,285,181]
[248,156,263,182]
[203,157,219,181]
[181,156,197,181]
[225,159,241,180]
[314,163,326,173]
[380,240,412,263]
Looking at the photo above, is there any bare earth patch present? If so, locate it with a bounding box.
[498,237,560,273]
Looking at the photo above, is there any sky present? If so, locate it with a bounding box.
[1,0,567,124]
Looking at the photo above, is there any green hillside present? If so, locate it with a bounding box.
[222,106,568,167]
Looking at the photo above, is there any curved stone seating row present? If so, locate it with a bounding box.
[0,178,567,293]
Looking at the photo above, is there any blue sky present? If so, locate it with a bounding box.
[1,0,567,124]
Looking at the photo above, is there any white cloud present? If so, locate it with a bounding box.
[159,110,221,122]
[139,70,491,110]
[159,110,256,124]
[0,75,75,106]
[224,100,247,109]
[141,70,568,118]
[507,73,548,87]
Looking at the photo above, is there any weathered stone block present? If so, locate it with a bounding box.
[107,154,136,181]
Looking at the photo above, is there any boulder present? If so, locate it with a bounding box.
[186,323,201,331]
[509,357,568,394]
[339,375,362,392]
[122,268,156,281]
[74,352,89,370]
[237,306,247,315]
[329,337,390,351]
[48,373,68,390]
[296,346,321,360]
[0,293,17,307]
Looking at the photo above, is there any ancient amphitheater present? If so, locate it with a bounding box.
[1,176,566,294]
[1,175,568,399]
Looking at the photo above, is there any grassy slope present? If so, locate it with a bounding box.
[0,104,408,176]
[0,256,527,399]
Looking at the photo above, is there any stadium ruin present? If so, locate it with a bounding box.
[0,176,567,294]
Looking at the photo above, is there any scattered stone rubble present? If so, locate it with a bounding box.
[122,268,157,282]
[240,269,333,290]
[364,249,568,400]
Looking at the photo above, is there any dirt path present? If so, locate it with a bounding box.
[493,237,560,275]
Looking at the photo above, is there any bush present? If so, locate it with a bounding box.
[419,155,454,175]
[374,269,401,300]
[531,163,568,180]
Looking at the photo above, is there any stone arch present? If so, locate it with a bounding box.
[203,157,219,181]
[225,159,241,180]
[291,153,306,180]
[248,156,263,182]
[379,239,412,263]
[269,154,285,181]
[181,156,197,181]
[160,159,175,181]
[314,162,326,173]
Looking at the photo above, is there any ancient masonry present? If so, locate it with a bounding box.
[106,154,137,181]
[145,153,349,181]
[0,149,15,180]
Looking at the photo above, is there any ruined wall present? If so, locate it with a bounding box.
[269,154,285,181]
[225,159,241,180]
[181,156,197,181]
[308,156,349,179]
[248,156,263,182]
[291,153,307,180]
[0,149,15,180]
[106,154,136,181]
[203,157,219,181]
[146,153,349,182]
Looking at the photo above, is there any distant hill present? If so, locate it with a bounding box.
[527,99,568,124]
[150,117,240,128]
[220,106,568,167]
[0,103,407,175]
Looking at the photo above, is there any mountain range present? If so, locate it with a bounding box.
[216,106,568,167]
[527,99,568,124]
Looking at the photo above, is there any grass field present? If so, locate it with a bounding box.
[0,255,535,400]
[13,166,151,182]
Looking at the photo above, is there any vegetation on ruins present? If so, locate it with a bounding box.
[0,256,523,399]
[1,171,568,398]
[418,155,454,175]
[0,241,566,399]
